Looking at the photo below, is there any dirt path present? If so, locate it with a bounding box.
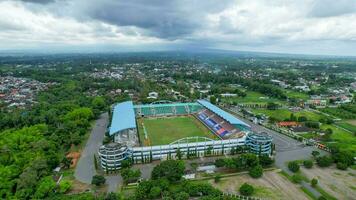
[208,170,309,200]
[301,166,356,200]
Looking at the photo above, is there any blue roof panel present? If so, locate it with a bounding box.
[197,99,250,128]
[109,101,137,136]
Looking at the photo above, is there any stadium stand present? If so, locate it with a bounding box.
[134,102,203,117]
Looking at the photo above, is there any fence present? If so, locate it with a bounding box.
[222,192,267,200]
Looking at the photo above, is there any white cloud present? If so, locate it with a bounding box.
[1,0,356,55]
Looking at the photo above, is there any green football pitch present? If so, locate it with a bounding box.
[137,115,218,146]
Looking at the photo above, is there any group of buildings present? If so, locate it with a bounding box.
[0,76,54,108]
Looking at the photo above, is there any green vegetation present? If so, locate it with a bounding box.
[151,160,185,182]
[91,175,106,186]
[303,160,314,169]
[251,108,323,122]
[239,183,254,196]
[138,116,216,146]
[288,161,300,173]
[249,165,263,178]
[335,121,356,132]
[221,91,284,105]
[316,156,333,167]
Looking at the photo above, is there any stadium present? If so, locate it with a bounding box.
[99,100,272,171]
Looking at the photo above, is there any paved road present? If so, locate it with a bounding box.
[75,113,109,184]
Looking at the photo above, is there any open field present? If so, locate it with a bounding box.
[300,166,356,200]
[336,121,356,132]
[137,115,217,146]
[221,91,285,105]
[206,170,310,200]
[321,124,356,152]
[283,89,309,100]
[251,108,324,121]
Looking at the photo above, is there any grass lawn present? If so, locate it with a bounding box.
[221,91,285,105]
[251,109,324,121]
[321,124,356,152]
[137,115,217,146]
[283,89,309,100]
[336,121,356,133]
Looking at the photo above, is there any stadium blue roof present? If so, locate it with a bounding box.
[109,101,137,136]
[197,99,250,128]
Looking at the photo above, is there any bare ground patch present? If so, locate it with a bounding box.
[346,120,356,126]
[300,166,356,200]
[207,170,309,200]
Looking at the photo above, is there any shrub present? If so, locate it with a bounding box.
[303,160,313,169]
[239,183,254,196]
[336,162,348,170]
[288,161,300,173]
[332,151,354,167]
[214,175,221,183]
[291,174,302,184]
[149,186,161,199]
[59,180,72,193]
[259,154,274,167]
[311,178,318,187]
[316,156,333,167]
[249,165,263,178]
[311,151,320,158]
[174,192,189,200]
[215,159,225,168]
[91,175,106,186]
[151,160,185,182]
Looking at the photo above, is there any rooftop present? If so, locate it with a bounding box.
[109,101,137,136]
[197,99,250,128]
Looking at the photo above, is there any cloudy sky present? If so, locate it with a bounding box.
[1,0,356,56]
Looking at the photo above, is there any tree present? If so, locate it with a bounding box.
[291,174,302,183]
[316,156,333,167]
[62,157,72,169]
[311,178,318,187]
[92,175,106,186]
[336,162,348,170]
[332,151,353,167]
[34,176,57,199]
[214,175,221,183]
[303,160,313,169]
[249,165,263,178]
[210,96,217,104]
[121,168,141,184]
[176,149,183,160]
[149,186,161,199]
[151,160,185,182]
[120,159,133,169]
[239,183,254,196]
[59,179,72,193]
[174,192,189,200]
[311,151,320,158]
[215,158,226,168]
[267,102,278,110]
[259,154,274,167]
[298,116,308,122]
[288,161,300,173]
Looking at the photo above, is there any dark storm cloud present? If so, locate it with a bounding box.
[308,0,356,17]
[75,0,233,39]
